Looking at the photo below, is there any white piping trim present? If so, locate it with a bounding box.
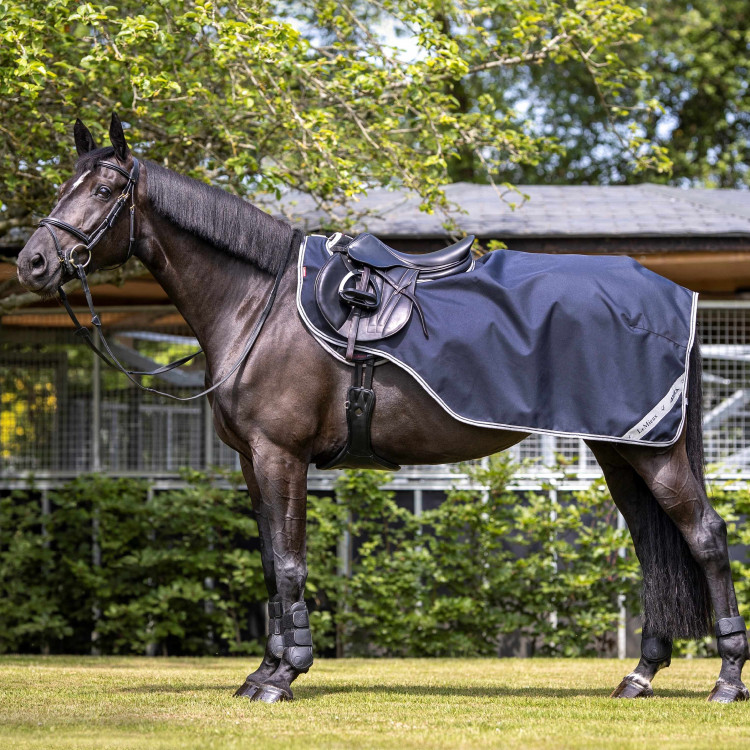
[296,236,698,447]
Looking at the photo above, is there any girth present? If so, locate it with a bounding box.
[316,355,400,471]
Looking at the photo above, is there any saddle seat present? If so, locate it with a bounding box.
[346,233,475,278]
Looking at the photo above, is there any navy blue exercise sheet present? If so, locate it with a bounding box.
[296,234,698,446]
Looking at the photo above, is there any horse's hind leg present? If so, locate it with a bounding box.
[234,456,284,700]
[587,441,675,698]
[617,434,749,702]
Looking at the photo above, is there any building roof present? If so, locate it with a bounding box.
[3,183,750,307]
[264,182,750,239]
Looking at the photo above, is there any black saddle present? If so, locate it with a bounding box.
[314,232,474,360]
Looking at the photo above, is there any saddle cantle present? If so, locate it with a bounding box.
[314,232,475,360]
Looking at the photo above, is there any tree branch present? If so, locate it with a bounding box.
[0,216,32,235]
[0,259,148,315]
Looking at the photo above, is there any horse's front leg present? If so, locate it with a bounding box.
[242,445,312,703]
[234,455,285,699]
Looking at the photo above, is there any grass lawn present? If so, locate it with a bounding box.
[0,657,748,750]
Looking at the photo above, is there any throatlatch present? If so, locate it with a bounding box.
[317,356,400,471]
[283,602,314,672]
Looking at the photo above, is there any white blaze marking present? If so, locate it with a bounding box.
[71,169,91,190]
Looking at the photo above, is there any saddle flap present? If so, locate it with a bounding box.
[314,252,416,342]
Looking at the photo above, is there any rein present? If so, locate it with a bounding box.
[42,158,295,402]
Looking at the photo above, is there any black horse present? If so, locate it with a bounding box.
[16,115,749,703]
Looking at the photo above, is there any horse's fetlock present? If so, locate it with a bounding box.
[717,633,749,663]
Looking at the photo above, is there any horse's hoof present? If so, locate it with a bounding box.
[234,680,261,699]
[252,684,293,703]
[610,673,654,699]
[707,679,750,703]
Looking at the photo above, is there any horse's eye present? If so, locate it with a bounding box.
[95,185,112,199]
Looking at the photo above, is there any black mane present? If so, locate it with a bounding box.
[75,146,116,173]
[145,161,294,274]
[75,149,294,274]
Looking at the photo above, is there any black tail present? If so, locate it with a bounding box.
[639,339,713,640]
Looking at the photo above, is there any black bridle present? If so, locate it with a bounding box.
[40,158,293,401]
[40,159,140,276]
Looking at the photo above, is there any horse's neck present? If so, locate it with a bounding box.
[136,216,278,365]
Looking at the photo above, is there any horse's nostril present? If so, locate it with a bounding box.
[30,253,46,273]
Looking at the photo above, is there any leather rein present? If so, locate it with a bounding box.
[40,158,292,402]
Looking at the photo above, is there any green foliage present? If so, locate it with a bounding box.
[336,458,641,657]
[493,0,749,186]
[333,470,425,656]
[0,487,71,652]
[3,460,748,657]
[0,0,665,239]
[0,471,268,655]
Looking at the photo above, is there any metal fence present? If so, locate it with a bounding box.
[2,301,750,489]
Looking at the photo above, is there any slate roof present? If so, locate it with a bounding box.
[264,182,750,239]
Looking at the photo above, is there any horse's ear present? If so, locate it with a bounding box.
[109,112,130,162]
[74,119,97,156]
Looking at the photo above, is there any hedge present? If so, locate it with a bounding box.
[1,456,747,656]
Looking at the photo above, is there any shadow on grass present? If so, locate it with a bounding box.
[297,684,709,701]
[120,683,708,700]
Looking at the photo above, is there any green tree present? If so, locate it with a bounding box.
[1,0,667,241]
[486,0,749,187]
[333,460,641,658]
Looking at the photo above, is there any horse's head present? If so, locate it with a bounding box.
[17,114,139,295]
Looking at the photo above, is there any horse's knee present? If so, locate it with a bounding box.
[277,558,307,595]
